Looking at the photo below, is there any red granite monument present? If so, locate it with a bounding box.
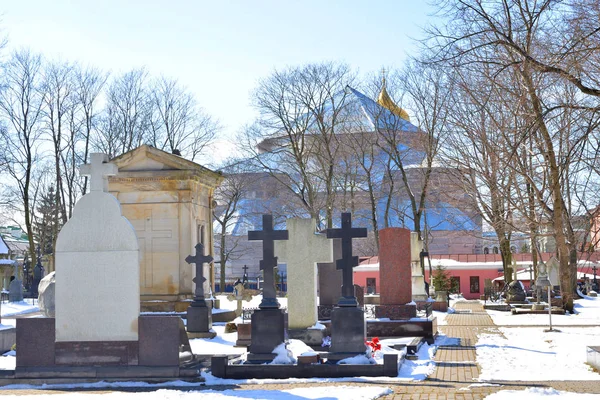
[376,227,417,319]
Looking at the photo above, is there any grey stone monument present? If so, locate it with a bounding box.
[247,214,288,362]
[505,261,526,303]
[317,238,342,320]
[185,242,215,338]
[326,212,367,360]
[9,264,23,303]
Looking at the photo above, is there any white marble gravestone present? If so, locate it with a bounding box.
[55,153,140,342]
[411,232,428,301]
[546,256,560,287]
[275,218,332,330]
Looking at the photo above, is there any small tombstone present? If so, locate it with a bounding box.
[9,270,23,303]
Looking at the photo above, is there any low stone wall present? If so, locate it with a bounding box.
[210,353,399,379]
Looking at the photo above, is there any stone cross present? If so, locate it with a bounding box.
[227,281,253,317]
[79,153,118,192]
[185,242,213,307]
[275,218,332,330]
[242,264,249,285]
[248,214,288,309]
[326,212,367,306]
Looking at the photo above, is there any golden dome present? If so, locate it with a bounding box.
[377,78,410,122]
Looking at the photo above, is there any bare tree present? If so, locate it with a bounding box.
[148,76,218,161]
[426,0,600,310]
[241,62,355,230]
[96,68,152,158]
[0,49,45,265]
[74,64,108,195]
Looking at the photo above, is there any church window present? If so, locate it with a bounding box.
[484,247,489,254]
[493,247,499,254]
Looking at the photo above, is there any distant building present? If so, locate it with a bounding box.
[214,85,482,287]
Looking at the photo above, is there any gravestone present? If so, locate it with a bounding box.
[185,242,215,338]
[55,153,139,342]
[227,280,253,317]
[546,256,560,286]
[376,228,416,319]
[17,153,186,378]
[317,238,342,320]
[505,260,526,303]
[38,271,55,317]
[411,233,428,301]
[326,213,367,359]
[247,214,289,362]
[8,266,23,302]
[275,218,332,344]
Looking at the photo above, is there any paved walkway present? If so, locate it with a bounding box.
[2,301,600,399]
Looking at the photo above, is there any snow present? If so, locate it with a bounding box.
[487,295,600,326]
[476,326,600,381]
[0,386,393,399]
[0,299,39,317]
[485,388,600,399]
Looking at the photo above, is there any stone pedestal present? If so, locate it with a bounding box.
[235,322,252,347]
[186,305,215,338]
[330,307,366,356]
[248,308,285,362]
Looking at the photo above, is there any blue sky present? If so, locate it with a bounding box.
[0,1,434,142]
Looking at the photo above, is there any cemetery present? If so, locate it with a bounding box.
[0,151,597,399]
[2,2,600,397]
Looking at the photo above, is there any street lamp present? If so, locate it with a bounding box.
[535,262,559,333]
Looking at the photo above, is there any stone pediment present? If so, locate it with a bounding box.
[110,145,223,187]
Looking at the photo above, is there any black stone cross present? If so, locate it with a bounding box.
[242,264,249,286]
[593,265,598,291]
[186,243,213,307]
[327,213,367,307]
[248,214,288,309]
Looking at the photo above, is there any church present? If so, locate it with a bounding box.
[214,83,482,288]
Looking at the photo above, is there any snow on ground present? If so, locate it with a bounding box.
[189,324,246,356]
[484,388,600,399]
[486,295,600,326]
[476,326,600,381]
[0,299,39,317]
[0,385,393,399]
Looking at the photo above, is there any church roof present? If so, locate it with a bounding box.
[346,86,419,133]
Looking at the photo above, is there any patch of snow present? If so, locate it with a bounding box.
[0,383,393,399]
[1,299,38,317]
[308,322,326,330]
[269,342,295,365]
[485,388,600,399]
[337,354,376,365]
[476,327,600,381]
